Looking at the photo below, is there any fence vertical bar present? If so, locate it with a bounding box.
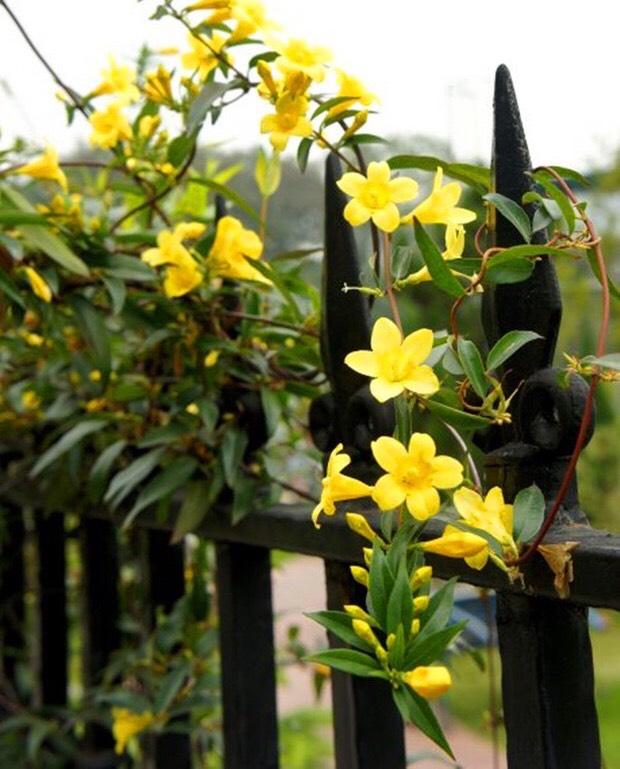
[81,517,121,755]
[145,529,192,769]
[483,64,601,768]
[216,542,279,769]
[34,511,67,708]
[0,503,25,712]
[325,560,406,769]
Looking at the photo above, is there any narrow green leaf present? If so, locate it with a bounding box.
[387,155,490,192]
[486,330,542,372]
[220,426,248,488]
[485,257,534,284]
[587,249,620,302]
[167,132,197,167]
[254,147,281,198]
[416,578,457,642]
[393,687,454,757]
[69,295,112,375]
[31,420,106,477]
[0,184,89,275]
[484,192,531,243]
[311,96,353,119]
[231,473,256,524]
[535,176,575,235]
[582,353,620,372]
[260,386,282,439]
[426,399,491,430]
[457,338,488,399]
[154,662,190,713]
[414,220,465,298]
[304,649,385,678]
[0,210,48,226]
[0,270,26,308]
[368,541,390,628]
[172,468,225,543]
[297,137,312,173]
[386,560,413,637]
[104,447,166,508]
[512,484,545,543]
[306,611,374,652]
[102,275,126,315]
[189,177,260,222]
[187,82,228,132]
[87,439,127,500]
[403,621,466,669]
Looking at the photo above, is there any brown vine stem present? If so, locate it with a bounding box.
[312,131,361,173]
[510,166,610,566]
[382,230,403,335]
[0,0,89,119]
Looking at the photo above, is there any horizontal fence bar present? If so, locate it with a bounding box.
[77,503,620,611]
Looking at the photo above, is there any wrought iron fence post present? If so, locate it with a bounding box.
[483,64,601,769]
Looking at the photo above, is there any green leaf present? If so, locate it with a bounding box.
[386,559,413,637]
[260,386,282,439]
[393,686,454,757]
[87,439,127,501]
[388,623,406,669]
[457,338,488,399]
[305,611,374,652]
[512,483,545,543]
[187,82,229,132]
[544,165,589,188]
[343,133,388,146]
[104,447,166,508]
[26,718,55,761]
[403,621,466,669]
[102,275,126,315]
[416,578,457,642]
[231,472,256,524]
[250,259,303,321]
[154,662,190,713]
[368,541,390,628]
[484,192,531,243]
[220,426,249,488]
[534,175,575,235]
[254,147,281,197]
[0,183,89,275]
[304,649,385,678]
[100,254,157,282]
[69,295,111,375]
[586,249,620,302]
[311,96,353,119]
[486,330,543,372]
[138,423,189,448]
[0,210,48,226]
[190,177,260,222]
[489,244,568,260]
[30,420,106,477]
[413,220,465,298]
[485,257,534,284]
[0,269,26,308]
[387,155,490,193]
[582,353,620,371]
[426,399,491,431]
[167,132,197,167]
[297,137,312,173]
[123,456,199,528]
[172,468,225,542]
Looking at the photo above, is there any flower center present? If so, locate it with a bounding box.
[378,349,415,383]
[360,182,390,210]
[398,459,432,491]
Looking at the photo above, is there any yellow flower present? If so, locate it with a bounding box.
[371,433,463,520]
[344,317,439,403]
[402,666,452,699]
[14,146,67,191]
[93,56,140,104]
[89,103,132,149]
[402,167,476,226]
[399,224,466,286]
[260,93,313,151]
[143,65,174,104]
[37,193,83,229]
[21,390,41,411]
[89,369,102,382]
[454,486,517,554]
[272,37,332,82]
[337,161,418,233]
[312,443,372,528]
[181,32,232,79]
[142,224,204,298]
[186,402,200,415]
[111,708,155,755]
[422,524,490,570]
[207,215,269,284]
[204,350,220,367]
[192,0,275,41]
[24,267,52,303]
[329,70,376,117]
[24,332,44,347]
[139,115,161,138]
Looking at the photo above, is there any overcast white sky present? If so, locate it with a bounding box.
[2,0,619,169]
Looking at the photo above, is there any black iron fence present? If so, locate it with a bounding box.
[1,64,619,769]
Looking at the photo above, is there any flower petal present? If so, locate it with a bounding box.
[366,160,390,185]
[465,548,490,570]
[408,432,436,462]
[337,171,367,198]
[453,487,483,522]
[344,350,379,378]
[371,435,407,473]
[371,316,401,353]
[389,176,419,203]
[372,473,406,511]
[344,198,371,226]
[431,455,464,489]
[402,366,439,396]
[371,202,400,233]
[447,206,477,225]
[401,328,434,365]
[369,378,403,402]
[406,486,440,520]
[329,473,372,502]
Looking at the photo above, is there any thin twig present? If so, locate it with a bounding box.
[381,230,403,334]
[441,419,481,490]
[0,1,89,118]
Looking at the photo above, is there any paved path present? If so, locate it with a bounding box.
[272,555,506,769]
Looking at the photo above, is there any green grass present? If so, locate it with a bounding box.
[447,610,620,768]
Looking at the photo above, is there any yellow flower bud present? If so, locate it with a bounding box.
[186,403,200,415]
[410,565,432,590]
[343,605,374,624]
[21,390,41,410]
[352,619,378,647]
[204,350,220,367]
[362,547,372,567]
[24,333,44,347]
[350,566,369,587]
[139,114,161,138]
[345,512,377,543]
[413,596,429,612]
[89,369,102,382]
[386,632,396,650]
[402,666,452,699]
[410,618,420,635]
